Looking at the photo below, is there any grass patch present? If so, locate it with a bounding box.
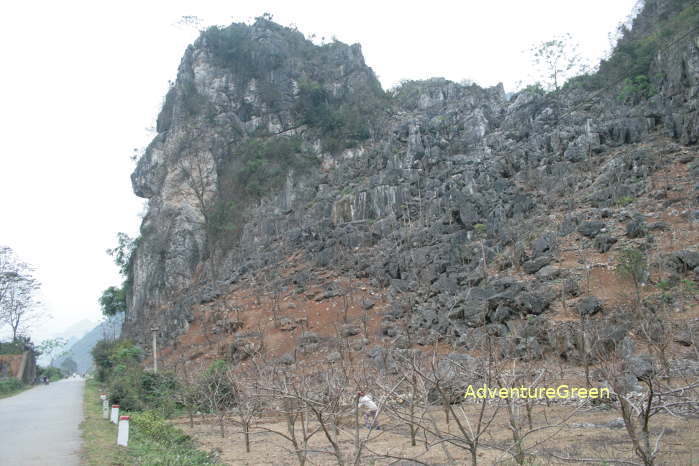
[81,378,216,465]
[81,378,129,465]
[0,378,31,399]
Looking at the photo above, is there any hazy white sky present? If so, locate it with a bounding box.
[0,0,640,342]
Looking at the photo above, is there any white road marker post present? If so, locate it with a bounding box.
[151,327,159,373]
[100,394,109,419]
[110,404,120,424]
[117,416,130,447]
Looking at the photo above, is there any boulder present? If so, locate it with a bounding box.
[515,292,550,315]
[563,278,581,297]
[491,305,515,323]
[576,296,604,317]
[279,318,298,331]
[362,299,376,310]
[665,250,699,273]
[626,217,646,238]
[299,332,320,345]
[594,234,617,253]
[578,221,605,238]
[523,255,553,274]
[532,233,556,258]
[647,221,670,231]
[351,338,369,351]
[340,324,361,337]
[536,265,561,280]
[624,355,655,381]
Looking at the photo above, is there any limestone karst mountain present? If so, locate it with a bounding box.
[121,0,698,371]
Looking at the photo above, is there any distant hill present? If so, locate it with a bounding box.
[36,319,97,366]
[54,314,123,374]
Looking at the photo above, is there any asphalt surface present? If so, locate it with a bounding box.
[0,377,84,465]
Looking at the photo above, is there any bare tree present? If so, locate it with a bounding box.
[174,359,205,428]
[617,248,648,311]
[410,345,503,466]
[259,365,321,466]
[0,248,41,341]
[199,360,236,437]
[590,335,699,466]
[226,364,264,453]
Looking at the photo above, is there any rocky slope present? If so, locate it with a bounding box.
[122,1,699,368]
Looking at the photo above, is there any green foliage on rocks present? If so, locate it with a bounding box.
[294,77,377,151]
[231,136,308,197]
[215,135,316,246]
[597,0,699,99]
[615,195,636,207]
[203,19,298,82]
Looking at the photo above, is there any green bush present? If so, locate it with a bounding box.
[131,410,191,446]
[140,371,179,417]
[107,370,179,414]
[92,340,143,383]
[128,411,216,465]
[37,366,64,382]
[615,195,635,207]
[0,341,27,355]
[108,367,146,411]
[92,339,180,414]
[293,78,375,152]
[656,279,674,291]
[618,75,654,103]
[521,82,546,95]
[563,73,602,91]
[0,378,24,395]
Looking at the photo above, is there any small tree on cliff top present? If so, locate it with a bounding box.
[531,33,585,92]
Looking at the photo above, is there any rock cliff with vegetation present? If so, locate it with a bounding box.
[123,0,698,369]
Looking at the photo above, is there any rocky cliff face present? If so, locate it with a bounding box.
[123,2,699,352]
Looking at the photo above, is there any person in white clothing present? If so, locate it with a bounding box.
[357,391,380,429]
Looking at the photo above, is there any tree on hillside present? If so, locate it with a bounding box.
[100,233,139,318]
[176,150,236,282]
[106,232,138,278]
[99,286,127,316]
[531,33,585,92]
[616,247,648,309]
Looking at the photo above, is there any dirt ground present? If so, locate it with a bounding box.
[173,401,699,465]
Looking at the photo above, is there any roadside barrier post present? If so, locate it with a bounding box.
[101,397,109,419]
[110,405,120,424]
[117,416,130,446]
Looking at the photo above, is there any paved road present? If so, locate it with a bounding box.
[0,377,84,465]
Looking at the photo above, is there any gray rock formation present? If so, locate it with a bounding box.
[121,3,699,350]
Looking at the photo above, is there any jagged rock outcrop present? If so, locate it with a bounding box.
[123,2,699,349]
